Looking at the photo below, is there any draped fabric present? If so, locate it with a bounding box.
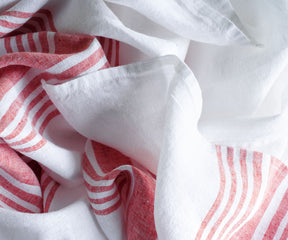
[1,0,288,239]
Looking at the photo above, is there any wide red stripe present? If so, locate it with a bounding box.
[195,145,226,240]
[0,65,30,100]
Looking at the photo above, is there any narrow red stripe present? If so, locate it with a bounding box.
[30,16,46,31]
[231,157,288,239]
[226,152,263,239]
[27,32,37,51]
[15,138,46,152]
[195,145,226,240]
[22,23,37,33]
[263,187,288,239]
[115,40,120,67]
[207,147,237,240]
[8,130,37,147]
[15,35,25,52]
[4,37,12,53]
[1,11,34,18]
[38,109,59,135]
[41,175,53,193]
[31,100,53,126]
[0,19,23,29]
[218,149,248,239]
[84,180,115,193]
[4,91,46,140]
[92,198,121,215]
[106,39,113,64]
[0,193,33,213]
[0,175,41,208]
[44,182,59,212]
[38,10,56,32]
[280,221,288,240]
[89,190,119,204]
[38,31,49,53]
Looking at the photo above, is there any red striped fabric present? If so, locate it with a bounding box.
[83,140,157,239]
[196,146,288,240]
[0,6,119,217]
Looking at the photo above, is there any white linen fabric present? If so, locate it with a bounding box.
[1,0,288,239]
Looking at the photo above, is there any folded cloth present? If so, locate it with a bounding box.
[1,0,288,239]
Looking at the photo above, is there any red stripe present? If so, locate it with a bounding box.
[30,16,46,31]
[207,147,237,239]
[22,23,37,33]
[231,157,288,239]
[0,194,33,213]
[92,198,122,215]
[0,65,30,100]
[263,189,288,239]
[4,37,12,53]
[83,155,122,182]
[38,10,56,32]
[4,90,46,140]
[0,19,23,29]
[126,167,157,239]
[195,145,226,240]
[107,39,113,64]
[15,138,46,153]
[0,175,41,208]
[226,151,263,239]
[280,222,288,240]
[27,32,37,51]
[89,190,119,204]
[15,35,25,52]
[115,40,120,66]
[44,182,59,212]
[38,31,49,53]
[39,109,59,135]
[84,180,115,193]
[1,11,34,19]
[31,100,53,126]
[0,144,39,185]
[8,130,37,147]
[218,149,248,239]
[41,175,53,193]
